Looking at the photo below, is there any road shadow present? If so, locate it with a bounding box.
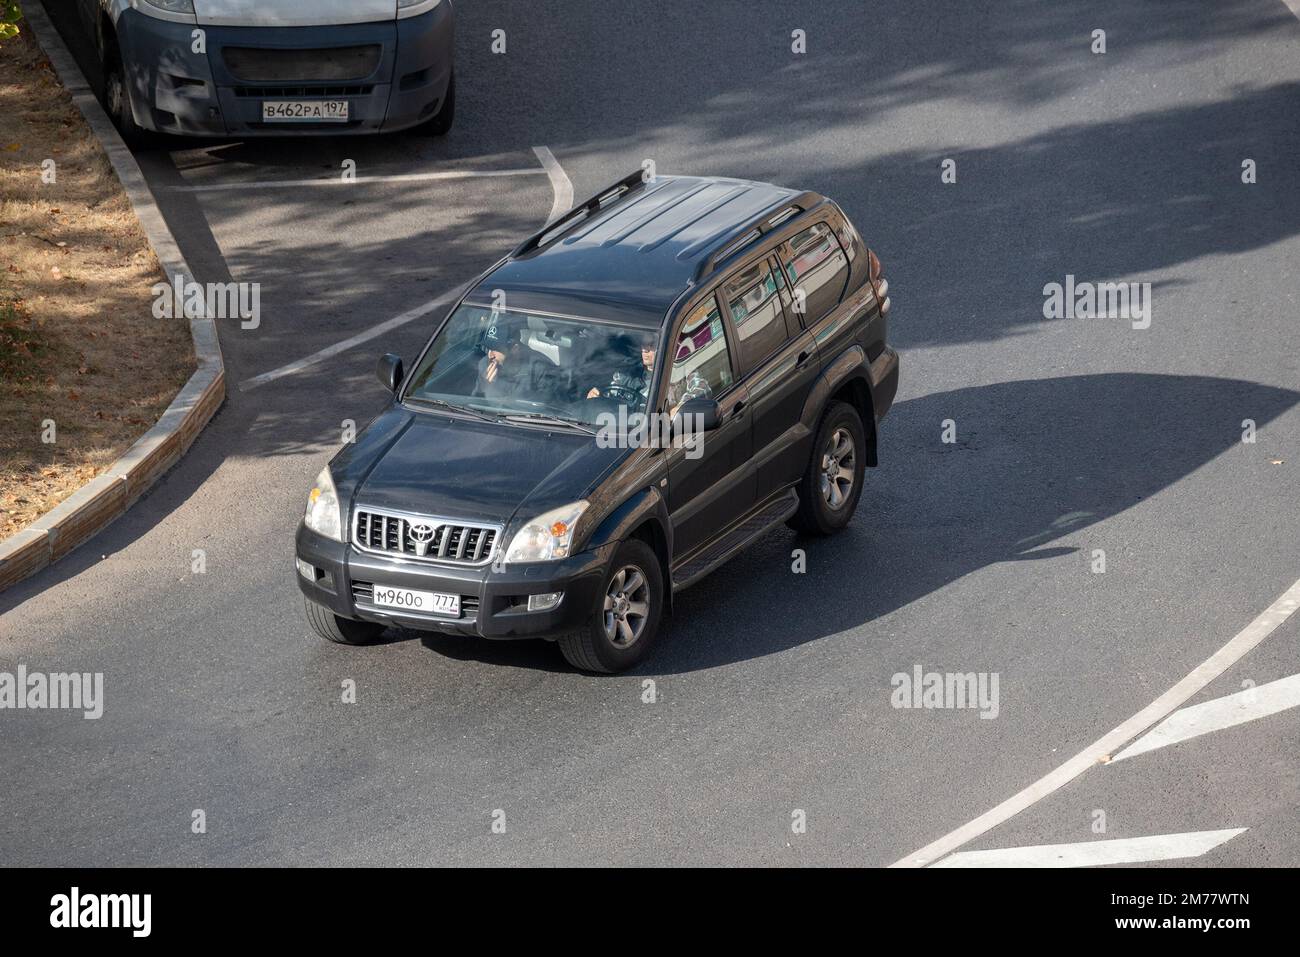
[412,372,1297,674]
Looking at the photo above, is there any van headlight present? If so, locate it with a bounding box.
[304,467,345,543]
[397,0,443,18]
[140,0,197,17]
[504,501,589,563]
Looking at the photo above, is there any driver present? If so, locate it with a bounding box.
[586,330,656,407]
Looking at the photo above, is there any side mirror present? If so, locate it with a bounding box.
[376,353,403,394]
[673,397,721,434]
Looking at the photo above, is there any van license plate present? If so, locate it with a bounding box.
[262,100,349,122]
[370,586,459,616]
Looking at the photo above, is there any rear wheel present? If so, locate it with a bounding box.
[305,597,386,645]
[557,538,664,673]
[788,400,867,535]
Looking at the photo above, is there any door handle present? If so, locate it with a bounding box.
[796,350,811,367]
[730,399,747,419]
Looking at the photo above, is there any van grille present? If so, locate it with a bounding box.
[222,45,382,83]
[352,508,500,566]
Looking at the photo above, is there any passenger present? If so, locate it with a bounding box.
[474,313,523,399]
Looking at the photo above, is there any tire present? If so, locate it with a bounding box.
[557,538,664,674]
[416,70,455,136]
[101,45,150,149]
[788,400,868,536]
[304,597,386,645]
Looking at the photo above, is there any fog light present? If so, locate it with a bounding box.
[528,592,563,612]
[296,558,315,581]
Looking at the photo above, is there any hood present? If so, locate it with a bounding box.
[192,1,397,28]
[340,409,627,528]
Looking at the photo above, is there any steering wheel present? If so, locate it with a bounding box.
[603,383,641,405]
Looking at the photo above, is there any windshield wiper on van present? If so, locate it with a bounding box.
[500,412,597,434]
[407,397,501,423]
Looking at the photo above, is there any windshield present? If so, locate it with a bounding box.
[403,305,659,426]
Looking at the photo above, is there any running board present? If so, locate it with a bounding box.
[671,490,799,592]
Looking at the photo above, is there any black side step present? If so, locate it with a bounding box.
[671,490,799,592]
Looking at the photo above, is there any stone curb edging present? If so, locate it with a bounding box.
[0,3,226,592]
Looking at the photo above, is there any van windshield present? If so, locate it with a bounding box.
[403,305,658,425]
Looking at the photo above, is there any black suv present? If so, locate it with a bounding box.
[296,171,898,672]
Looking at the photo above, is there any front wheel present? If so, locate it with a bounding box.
[788,400,867,535]
[557,538,664,673]
[305,597,386,645]
[102,46,150,149]
[416,70,455,136]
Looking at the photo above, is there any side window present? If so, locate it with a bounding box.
[782,221,849,324]
[668,299,733,411]
[722,258,790,371]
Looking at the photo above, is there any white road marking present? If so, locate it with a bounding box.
[892,577,1300,867]
[532,146,574,221]
[238,283,469,391]
[1285,0,1300,22]
[168,167,544,193]
[931,829,1247,868]
[236,145,572,391]
[1113,672,1300,762]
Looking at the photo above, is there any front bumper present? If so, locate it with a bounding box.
[295,524,615,639]
[114,5,453,136]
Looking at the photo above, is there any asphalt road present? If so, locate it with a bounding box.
[3,0,1298,866]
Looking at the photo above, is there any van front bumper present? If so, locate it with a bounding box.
[114,5,453,137]
[295,524,614,639]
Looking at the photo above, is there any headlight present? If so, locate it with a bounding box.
[504,501,589,563]
[304,467,345,543]
[397,0,442,18]
[140,0,197,16]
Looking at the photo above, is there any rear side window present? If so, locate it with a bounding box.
[669,300,733,412]
[781,221,849,324]
[723,258,790,371]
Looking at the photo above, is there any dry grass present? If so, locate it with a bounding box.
[0,16,194,539]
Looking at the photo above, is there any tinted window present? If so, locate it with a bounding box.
[782,221,849,324]
[723,259,790,370]
[668,300,732,412]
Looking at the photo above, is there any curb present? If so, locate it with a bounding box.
[0,3,226,592]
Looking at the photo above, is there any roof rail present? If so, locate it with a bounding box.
[693,192,820,281]
[512,169,649,257]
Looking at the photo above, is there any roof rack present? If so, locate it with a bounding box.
[512,169,649,257]
[693,197,814,281]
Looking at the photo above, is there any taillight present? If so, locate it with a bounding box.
[868,249,882,282]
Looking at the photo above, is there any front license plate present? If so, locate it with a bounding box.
[261,99,349,122]
[370,586,460,617]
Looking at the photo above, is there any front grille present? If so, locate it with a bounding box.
[222,45,382,83]
[234,84,374,98]
[352,581,480,618]
[352,508,501,566]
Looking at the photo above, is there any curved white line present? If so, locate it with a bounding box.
[892,576,1300,867]
[532,145,574,221]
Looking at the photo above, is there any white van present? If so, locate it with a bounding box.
[77,0,455,142]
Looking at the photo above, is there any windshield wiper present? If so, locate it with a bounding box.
[408,397,501,423]
[501,412,597,434]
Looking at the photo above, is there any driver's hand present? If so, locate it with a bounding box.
[485,350,505,383]
[586,387,600,399]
